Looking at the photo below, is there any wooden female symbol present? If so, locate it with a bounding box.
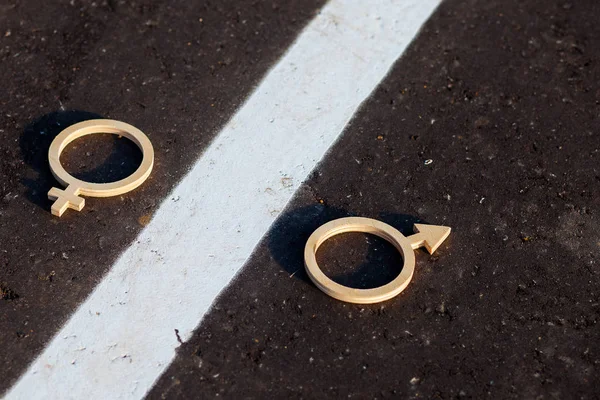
[47,119,154,217]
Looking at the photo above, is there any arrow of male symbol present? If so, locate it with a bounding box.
[409,223,452,254]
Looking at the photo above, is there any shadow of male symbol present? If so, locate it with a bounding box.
[268,204,351,283]
[268,204,428,288]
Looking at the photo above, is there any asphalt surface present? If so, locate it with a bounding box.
[1,0,600,398]
[147,0,600,398]
[0,0,325,393]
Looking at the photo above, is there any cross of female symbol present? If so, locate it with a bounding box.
[48,185,85,216]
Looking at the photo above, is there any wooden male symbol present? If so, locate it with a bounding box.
[48,185,85,217]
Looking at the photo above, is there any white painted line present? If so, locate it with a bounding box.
[6,0,441,398]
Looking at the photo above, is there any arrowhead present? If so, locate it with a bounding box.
[412,224,451,254]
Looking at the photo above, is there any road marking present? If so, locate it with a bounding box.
[6,0,441,398]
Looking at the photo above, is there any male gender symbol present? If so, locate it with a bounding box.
[304,217,451,304]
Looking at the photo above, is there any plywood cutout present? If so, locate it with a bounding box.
[47,119,154,217]
[304,217,451,304]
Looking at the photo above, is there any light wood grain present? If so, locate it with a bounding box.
[47,119,154,217]
[304,217,451,304]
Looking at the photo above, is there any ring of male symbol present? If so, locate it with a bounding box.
[304,217,417,304]
[47,119,154,217]
[304,217,451,304]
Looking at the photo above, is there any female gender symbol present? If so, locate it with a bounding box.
[47,119,154,217]
[304,217,451,304]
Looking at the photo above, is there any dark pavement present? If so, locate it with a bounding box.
[147,0,600,398]
[1,0,599,398]
[0,0,325,393]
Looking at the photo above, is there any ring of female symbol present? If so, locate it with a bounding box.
[48,119,154,197]
[304,217,416,304]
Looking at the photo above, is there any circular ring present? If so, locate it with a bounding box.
[304,217,415,304]
[48,119,154,197]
